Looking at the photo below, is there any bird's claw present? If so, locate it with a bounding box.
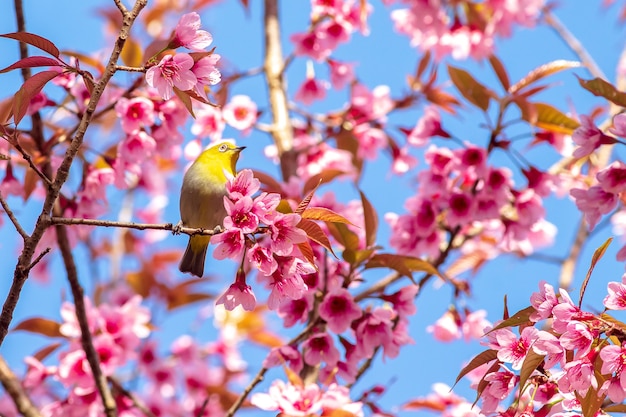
[212,225,224,234]
[172,221,184,235]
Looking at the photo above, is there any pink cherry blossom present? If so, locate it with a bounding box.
[263,345,303,373]
[0,163,23,198]
[247,242,278,276]
[446,191,476,228]
[597,161,626,194]
[350,83,393,123]
[302,332,340,366]
[278,296,311,327]
[354,308,395,358]
[267,257,313,309]
[461,310,491,341]
[354,124,387,160]
[222,95,257,132]
[609,113,626,137]
[216,281,256,311]
[407,106,449,147]
[145,53,197,100]
[118,130,156,163]
[384,285,419,318]
[319,288,362,333]
[171,12,213,51]
[290,31,332,62]
[572,115,616,158]
[268,213,307,256]
[294,76,329,105]
[391,145,418,174]
[191,53,221,97]
[492,327,539,370]
[558,358,597,395]
[529,280,558,321]
[190,104,225,141]
[224,196,259,233]
[532,330,565,369]
[560,321,595,358]
[114,96,155,133]
[604,274,626,310]
[427,310,461,342]
[570,185,618,230]
[251,380,323,416]
[227,169,260,200]
[211,228,245,260]
[327,58,355,89]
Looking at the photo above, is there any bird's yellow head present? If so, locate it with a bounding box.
[195,141,246,181]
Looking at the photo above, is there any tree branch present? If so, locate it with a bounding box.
[0,354,42,417]
[263,0,296,181]
[49,216,220,236]
[109,376,156,417]
[0,190,28,240]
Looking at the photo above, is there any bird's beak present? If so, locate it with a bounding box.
[235,146,246,152]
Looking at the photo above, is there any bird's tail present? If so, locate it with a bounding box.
[179,236,210,277]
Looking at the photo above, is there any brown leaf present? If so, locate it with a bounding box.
[360,190,378,248]
[447,65,493,111]
[326,222,360,252]
[303,169,346,195]
[33,342,62,361]
[520,102,580,135]
[295,182,320,215]
[22,167,39,201]
[297,241,317,267]
[485,306,535,334]
[364,253,440,278]
[173,87,195,118]
[577,76,626,108]
[298,218,337,258]
[509,60,581,94]
[301,207,355,226]
[453,349,498,387]
[167,292,213,311]
[424,87,460,114]
[488,55,510,91]
[13,317,63,338]
[0,56,62,74]
[579,237,612,309]
[518,350,545,398]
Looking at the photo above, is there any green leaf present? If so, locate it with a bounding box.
[447,65,492,111]
[577,76,626,107]
[579,237,612,309]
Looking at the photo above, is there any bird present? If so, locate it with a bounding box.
[178,141,245,277]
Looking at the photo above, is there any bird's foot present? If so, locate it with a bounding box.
[212,225,224,234]
[172,220,184,235]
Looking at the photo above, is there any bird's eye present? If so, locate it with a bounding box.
[219,144,228,152]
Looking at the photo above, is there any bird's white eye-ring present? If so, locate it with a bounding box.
[219,144,228,152]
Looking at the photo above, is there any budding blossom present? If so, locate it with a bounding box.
[170,12,213,51]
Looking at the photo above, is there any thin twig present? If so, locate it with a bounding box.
[543,9,606,80]
[0,190,28,240]
[114,0,128,14]
[0,355,41,417]
[27,247,50,271]
[225,320,319,417]
[9,139,53,187]
[115,65,146,72]
[109,376,157,417]
[49,216,219,236]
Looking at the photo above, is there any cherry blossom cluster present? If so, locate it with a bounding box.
[386,140,555,261]
[571,114,626,259]
[212,169,315,312]
[460,277,626,416]
[387,0,544,60]
[12,294,150,416]
[145,12,220,101]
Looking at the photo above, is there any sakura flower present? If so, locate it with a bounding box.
[604,274,626,310]
[354,308,395,358]
[609,113,626,137]
[190,104,225,141]
[115,96,155,133]
[327,59,355,89]
[211,228,245,260]
[558,358,597,395]
[570,185,618,230]
[572,115,615,158]
[268,213,307,256]
[407,106,449,147]
[224,196,259,233]
[267,257,313,309]
[491,327,539,370]
[291,31,332,61]
[529,280,558,321]
[222,95,258,132]
[278,296,311,327]
[247,242,278,275]
[191,53,221,97]
[227,169,260,200]
[319,288,362,333]
[170,12,213,51]
[216,280,256,311]
[461,310,491,341]
[145,53,197,100]
[559,321,595,358]
[302,332,340,366]
[295,76,329,105]
[596,161,626,194]
[263,345,303,373]
[427,310,461,342]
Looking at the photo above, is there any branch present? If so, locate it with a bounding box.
[0,0,147,348]
[49,216,220,237]
[0,190,28,240]
[263,0,296,181]
[543,9,606,80]
[0,355,42,417]
[225,320,318,417]
[109,377,156,417]
[115,65,146,72]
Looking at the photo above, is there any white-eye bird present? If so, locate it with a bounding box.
[179,141,245,277]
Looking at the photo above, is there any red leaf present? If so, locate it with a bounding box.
[453,349,498,387]
[488,55,510,91]
[13,70,59,125]
[298,218,337,258]
[485,306,535,334]
[0,32,60,58]
[301,207,355,225]
[0,56,62,74]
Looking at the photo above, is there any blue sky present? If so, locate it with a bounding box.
[0,0,625,415]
